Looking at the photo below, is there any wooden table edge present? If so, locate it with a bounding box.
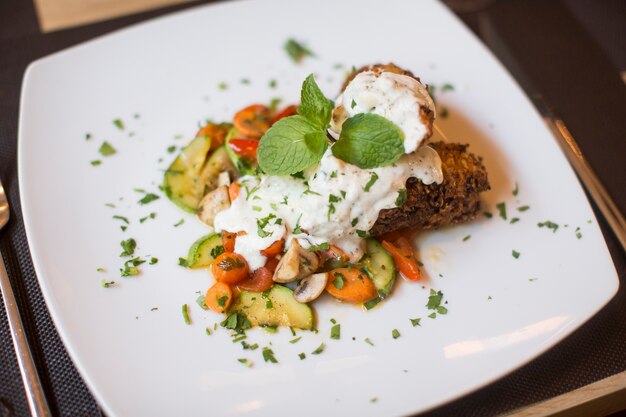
[504,371,626,417]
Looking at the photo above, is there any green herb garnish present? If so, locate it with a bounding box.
[330,324,341,340]
[496,202,507,220]
[284,38,314,63]
[395,188,407,207]
[262,347,278,363]
[538,221,559,232]
[392,329,401,339]
[120,238,136,257]
[410,318,421,327]
[363,172,379,192]
[311,343,325,355]
[308,242,330,252]
[182,304,191,325]
[98,141,116,156]
[512,250,520,259]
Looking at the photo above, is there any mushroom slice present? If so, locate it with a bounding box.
[294,273,329,303]
[273,239,320,283]
[196,185,230,227]
[217,171,231,187]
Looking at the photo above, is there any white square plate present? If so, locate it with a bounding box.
[19,0,618,416]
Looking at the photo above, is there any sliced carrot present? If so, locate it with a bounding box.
[237,267,274,292]
[228,182,240,202]
[326,268,377,303]
[260,239,284,257]
[195,123,230,150]
[222,231,237,252]
[211,252,250,285]
[272,105,298,124]
[382,238,421,281]
[204,282,233,313]
[233,104,272,139]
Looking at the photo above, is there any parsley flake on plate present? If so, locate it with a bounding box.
[98,141,116,157]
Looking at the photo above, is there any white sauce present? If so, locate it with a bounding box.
[329,71,435,153]
[213,146,442,270]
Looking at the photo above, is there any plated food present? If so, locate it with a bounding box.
[165,63,490,329]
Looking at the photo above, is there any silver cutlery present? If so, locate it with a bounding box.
[0,179,52,417]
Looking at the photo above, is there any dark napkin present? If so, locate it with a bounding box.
[1,0,625,416]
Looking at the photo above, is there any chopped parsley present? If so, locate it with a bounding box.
[217,256,245,271]
[496,202,507,220]
[512,182,519,196]
[311,343,325,355]
[370,397,379,403]
[96,267,105,272]
[138,193,159,205]
[395,188,407,207]
[149,257,158,264]
[120,257,144,276]
[257,213,277,238]
[173,219,185,227]
[538,221,559,232]
[120,238,136,257]
[269,79,278,89]
[364,338,374,346]
[293,214,303,234]
[441,83,455,92]
[426,289,448,316]
[462,235,471,242]
[363,297,381,310]
[333,273,345,289]
[330,324,341,340]
[262,347,278,363]
[101,279,115,288]
[178,257,189,268]
[85,133,92,141]
[240,78,251,85]
[428,312,437,319]
[392,329,401,339]
[90,160,101,166]
[410,318,421,327]
[182,304,191,325]
[113,215,129,224]
[218,82,228,90]
[98,141,116,156]
[356,230,369,238]
[113,118,124,130]
[518,205,530,212]
[351,217,359,227]
[237,358,253,368]
[210,245,225,258]
[167,145,177,154]
[298,353,306,360]
[483,211,493,218]
[284,38,314,63]
[351,99,357,109]
[308,242,330,252]
[510,217,520,224]
[363,172,379,192]
[289,336,302,344]
[512,250,520,259]
[139,212,157,223]
[205,327,212,335]
[576,227,583,239]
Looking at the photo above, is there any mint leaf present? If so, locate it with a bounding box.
[284,39,314,63]
[298,74,333,129]
[258,115,327,175]
[332,113,404,168]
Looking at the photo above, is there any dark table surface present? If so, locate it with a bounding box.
[1,0,626,416]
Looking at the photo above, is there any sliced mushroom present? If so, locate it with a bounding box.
[217,171,231,187]
[196,185,230,226]
[273,239,319,283]
[294,273,329,303]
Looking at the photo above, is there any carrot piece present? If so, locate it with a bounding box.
[195,123,230,150]
[260,239,284,257]
[204,282,233,313]
[264,256,279,274]
[233,104,272,139]
[382,238,421,281]
[222,231,237,252]
[237,267,274,292]
[228,182,240,202]
[326,268,377,303]
[211,252,250,285]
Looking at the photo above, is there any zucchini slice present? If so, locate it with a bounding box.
[229,285,314,330]
[200,145,238,192]
[163,135,212,213]
[363,238,396,297]
[186,233,224,269]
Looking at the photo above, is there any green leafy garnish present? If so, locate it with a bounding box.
[262,347,278,363]
[462,235,471,242]
[284,38,314,63]
[120,238,136,257]
[101,280,115,288]
[512,250,520,259]
[113,118,124,130]
[98,141,116,156]
[90,160,101,166]
[330,324,341,340]
[331,113,404,169]
[173,219,185,227]
[178,257,189,268]
[308,242,330,252]
[364,338,374,346]
[237,358,253,368]
[138,193,159,205]
[518,205,530,212]
[182,304,191,325]
[289,336,302,344]
[257,116,327,175]
[363,172,379,192]
[298,353,306,360]
[512,182,519,196]
[395,188,408,207]
[333,273,345,289]
[538,221,559,232]
[410,318,421,327]
[113,215,129,224]
[297,74,334,129]
[496,202,507,220]
[311,343,325,355]
[392,329,401,339]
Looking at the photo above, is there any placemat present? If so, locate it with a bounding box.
[0,1,625,416]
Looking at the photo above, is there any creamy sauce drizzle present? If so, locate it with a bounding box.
[213,146,442,270]
[330,71,435,153]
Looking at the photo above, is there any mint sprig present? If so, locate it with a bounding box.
[257,116,327,175]
[297,74,334,129]
[332,113,404,169]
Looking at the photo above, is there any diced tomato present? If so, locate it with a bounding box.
[222,232,237,252]
[260,239,284,257]
[233,104,272,139]
[228,138,259,159]
[228,182,240,202]
[237,266,273,292]
[272,105,298,124]
[204,282,233,313]
[326,268,377,303]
